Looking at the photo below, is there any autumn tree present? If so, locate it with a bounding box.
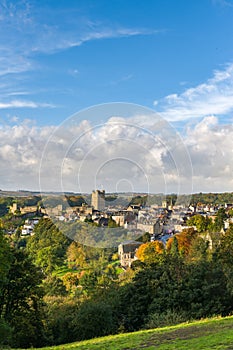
[136,240,164,264]
[67,241,86,269]
[167,228,196,255]
[62,272,79,294]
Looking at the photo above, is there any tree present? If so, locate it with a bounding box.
[79,270,98,296]
[67,241,86,269]
[62,272,79,294]
[137,232,151,243]
[136,241,164,264]
[0,229,12,291]
[43,275,67,296]
[216,224,233,295]
[167,228,196,255]
[44,296,79,345]
[26,218,70,273]
[0,248,46,348]
[187,215,212,233]
[108,216,118,228]
[187,236,209,262]
[97,264,118,290]
[119,266,166,331]
[0,229,12,346]
[169,236,179,257]
[119,251,232,332]
[214,208,227,231]
[72,300,118,341]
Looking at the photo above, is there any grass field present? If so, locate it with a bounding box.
[14,315,233,350]
[53,260,124,277]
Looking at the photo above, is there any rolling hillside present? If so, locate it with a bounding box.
[15,315,233,350]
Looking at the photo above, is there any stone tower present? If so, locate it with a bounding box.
[91,190,105,211]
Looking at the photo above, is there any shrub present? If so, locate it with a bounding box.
[72,300,117,340]
[0,319,12,345]
[144,309,189,329]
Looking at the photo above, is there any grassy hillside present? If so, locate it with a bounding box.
[14,315,233,350]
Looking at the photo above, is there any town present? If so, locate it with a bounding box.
[3,189,233,268]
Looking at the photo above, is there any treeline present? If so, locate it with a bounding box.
[184,192,233,206]
[129,192,233,206]
[1,214,233,348]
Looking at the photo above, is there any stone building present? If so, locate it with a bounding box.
[118,240,142,268]
[91,190,105,211]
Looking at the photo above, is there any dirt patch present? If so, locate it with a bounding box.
[124,322,233,349]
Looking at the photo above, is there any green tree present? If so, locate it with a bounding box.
[187,236,209,262]
[119,247,232,332]
[44,296,79,345]
[214,208,227,232]
[170,236,179,256]
[67,241,86,269]
[79,270,98,296]
[0,248,46,348]
[108,216,118,228]
[0,229,12,290]
[216,224,233,295]
[43,275,67,296]
[26,218,70,273]
[72,300,118,340]
[187,214,212,233]
[137,231,151,243]
[0,229,13,346]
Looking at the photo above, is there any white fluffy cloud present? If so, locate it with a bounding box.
[158,63,233,122]
[184,116,233,192]
[0,123,55,190]
[1,112,232,194]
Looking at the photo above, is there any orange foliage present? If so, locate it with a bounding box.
[166,228,196,255]
[136,240,164,262]
[61,272,79,292]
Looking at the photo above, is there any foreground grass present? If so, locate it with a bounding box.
[17,315,233,350]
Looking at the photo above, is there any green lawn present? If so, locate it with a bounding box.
[54,260,124,277]
[13,315,233,350]
[53,265,80,277]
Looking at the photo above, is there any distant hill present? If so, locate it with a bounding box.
[0,190,233,206]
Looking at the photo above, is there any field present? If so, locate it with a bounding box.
[15,315,233,350]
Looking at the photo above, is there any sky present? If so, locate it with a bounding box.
[0,0,233,194]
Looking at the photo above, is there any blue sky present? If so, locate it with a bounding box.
[0,0,233,193]
[1,0,233,125]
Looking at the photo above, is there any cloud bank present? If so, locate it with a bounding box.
[0,113,232,194]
